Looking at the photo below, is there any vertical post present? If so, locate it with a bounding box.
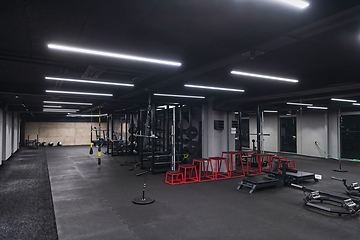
[238,112,242,151]
[172,107,176,171]
[139,110,144,168]
[257,104,261,154]
[106,114,110,154]
[162,108,166,152]
[98,107,101,165]
[179,105,183,161]
[166,105,170,152]
[125,114,128,153]
[151,103,156,174]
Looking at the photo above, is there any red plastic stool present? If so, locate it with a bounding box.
[165,171,184,185]
[178,164,198,183]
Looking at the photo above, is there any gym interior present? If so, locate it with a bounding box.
[1,1,360,239]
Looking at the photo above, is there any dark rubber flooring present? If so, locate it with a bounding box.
[2,146,360,240]
[0,148,58,240]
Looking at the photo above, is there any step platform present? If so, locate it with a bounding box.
[237,175,279,193]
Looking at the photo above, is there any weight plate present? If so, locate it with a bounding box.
[186,126,198,139]
[187,140,198,154]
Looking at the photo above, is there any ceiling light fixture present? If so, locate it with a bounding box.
[43,101,93,105]
[286,102,313,106]
[43,108,79,112]
[353,103,360,106]
[263,110,278,113]
[154,93,205,99]
[66,114,108,117]
[231,71,298,83]
[307,106,328,110]
[45,77,134,87]
[281,0,309,9]
[46,90,113,97]
[331,98,357,103]
[48,44,181,66]
[43,105,62,108]
[184,84,245,92]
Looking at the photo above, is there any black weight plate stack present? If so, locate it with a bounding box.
[186,126,198,139]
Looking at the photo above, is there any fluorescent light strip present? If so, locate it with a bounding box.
[43,101,93,105]
[231,71,298,83]
[157,105,176,109]
[263,110,278,113]
[154,93,205,99]
[46,90,112,97]
[307,106,328,110]
[43,109,79,112]
[353,103,360,106]
[281,0,309,9]
[66,114,108,117]
[184,84,244,92]
[286,102,313,106]
[45,77,134,87]
[43,105,62,108]
[48,44,181,66]
[331,98,357,103]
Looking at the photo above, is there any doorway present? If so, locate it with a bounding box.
[280,117,296,153]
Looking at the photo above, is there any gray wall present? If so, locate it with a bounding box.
[263,113,279,152]
[0,110,20,164]
[202,102,236,171]
[5,112,13,160]
[297,110,328,158]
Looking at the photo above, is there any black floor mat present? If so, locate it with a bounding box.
[0,148,58,240]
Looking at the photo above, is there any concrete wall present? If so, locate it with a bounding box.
[25,122,107,146]
[263,113,279,152]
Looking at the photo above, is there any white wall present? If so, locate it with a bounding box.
[5,111,13,160]
[297,110,328,158]
[12,113,19,153]
[263,113,279,152]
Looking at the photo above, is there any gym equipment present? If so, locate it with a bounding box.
[90,110,93,155]
[186,126,198,139]
[332,177,360,197]
[57,142,62,146]
[237,158,298,193]
[25,135,39,149]
[98,107,101,165]
[292,184,360,216]
[315,141,360,172]
[132,171,155,205]
[42,142,47,147]
[48,142,54,146]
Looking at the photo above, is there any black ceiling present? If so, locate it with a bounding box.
[1,0,360,119]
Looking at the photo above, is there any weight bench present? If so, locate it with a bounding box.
[237,159,297,193]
